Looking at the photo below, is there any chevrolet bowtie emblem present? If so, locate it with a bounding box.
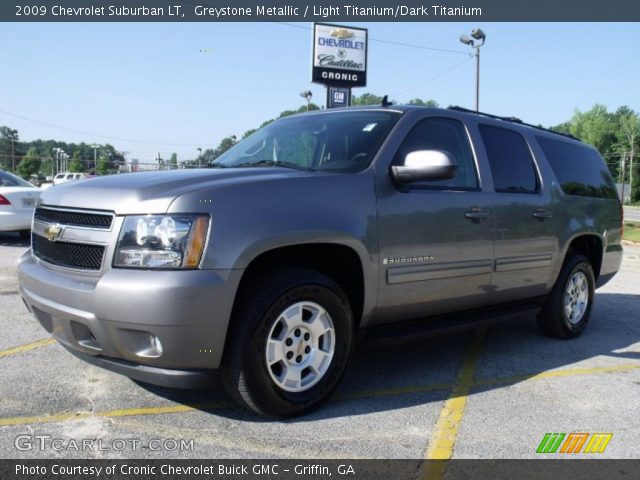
[44,223,64,242]
[330,28,354,39]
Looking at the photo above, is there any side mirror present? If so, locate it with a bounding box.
[391,150,457,184]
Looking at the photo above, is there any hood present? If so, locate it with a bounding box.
[38,168,307,214]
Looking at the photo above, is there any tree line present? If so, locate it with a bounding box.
[1,97,638,202]
[0,128,125,179]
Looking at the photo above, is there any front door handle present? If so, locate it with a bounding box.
[465,208,491,223]
[533,209,553,221]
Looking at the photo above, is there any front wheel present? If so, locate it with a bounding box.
[538,253,595,339]
[221,268,354,417]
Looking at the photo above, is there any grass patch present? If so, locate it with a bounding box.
[624,222,640,243]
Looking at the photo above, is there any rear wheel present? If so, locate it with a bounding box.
[220,268,354,417]
[538,253,595,339]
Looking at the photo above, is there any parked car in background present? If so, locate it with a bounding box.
[0,170,41,238]
[29,174,47,187]
[53,172,87,185]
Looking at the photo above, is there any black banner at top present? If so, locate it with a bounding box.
[3,0,640,22]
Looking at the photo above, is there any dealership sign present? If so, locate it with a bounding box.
[312,23,367,88]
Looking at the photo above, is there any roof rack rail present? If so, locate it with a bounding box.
[448,105,579,141]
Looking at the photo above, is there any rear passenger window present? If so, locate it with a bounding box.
[395,117,479,189]
[479,124,539,193]
[536,135,617,199]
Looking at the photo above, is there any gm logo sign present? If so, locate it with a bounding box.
[327,86,351,109]
[536,432,612,454]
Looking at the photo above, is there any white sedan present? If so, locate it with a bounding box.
[0,170,41,238]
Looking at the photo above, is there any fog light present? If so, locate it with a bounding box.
[150,335,163,356]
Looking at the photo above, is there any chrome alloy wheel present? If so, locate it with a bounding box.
[564,271,590,324]
[265,301,336,393]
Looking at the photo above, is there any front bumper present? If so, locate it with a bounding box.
[18,251,242,388]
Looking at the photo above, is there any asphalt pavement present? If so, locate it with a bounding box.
[0,232,639,462]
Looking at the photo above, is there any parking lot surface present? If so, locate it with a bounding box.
[1,232,639,460]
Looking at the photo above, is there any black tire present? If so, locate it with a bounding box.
[537,253,595,339]
[18,230,31,240]
[220,268,354,418]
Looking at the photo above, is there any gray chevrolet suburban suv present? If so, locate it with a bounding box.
[18,105,623,417]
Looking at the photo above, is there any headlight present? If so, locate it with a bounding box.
[114,214,210,269]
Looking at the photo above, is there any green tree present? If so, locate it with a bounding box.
[617,111,640,202]
[352,93,385,106]
[0,127,20,171]
[69,151,85,172]
[169,152,178,169]
[408,98,439,107]
[16,147,41,179]
[96,158,109,176]
[567,104,616,154]
[38,147,53,178]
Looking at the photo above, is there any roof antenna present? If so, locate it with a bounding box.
[381,95,393,107]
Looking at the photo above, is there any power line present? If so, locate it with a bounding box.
[389,57,474,97]
[278,22,472,56]
[0,109,213,147]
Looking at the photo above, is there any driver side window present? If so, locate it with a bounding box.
[395,117,479,190]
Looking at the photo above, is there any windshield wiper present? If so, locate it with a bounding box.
[232,160,314,171]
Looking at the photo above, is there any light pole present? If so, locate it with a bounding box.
[460,28,486,112]
[300,90,313,111]
[52,148,61,177]
[91,144,99,173]
[197,147,202,169]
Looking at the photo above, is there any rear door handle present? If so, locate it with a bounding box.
[465,208,491,223]
[533,209,553,220]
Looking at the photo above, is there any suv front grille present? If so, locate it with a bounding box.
[32,235,105,270]
[34,207,113,229]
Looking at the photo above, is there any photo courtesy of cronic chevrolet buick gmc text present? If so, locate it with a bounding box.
[18,105,623,418]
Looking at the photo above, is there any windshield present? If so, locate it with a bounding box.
[213,110,401,173]
[0,170,34,188]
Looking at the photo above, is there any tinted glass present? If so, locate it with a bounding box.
[0,170,33,187]
[536,135,617,199]
[214,111,401,173]
[395,117,478,189]
[479,125,538,193]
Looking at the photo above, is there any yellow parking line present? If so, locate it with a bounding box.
[474,363,640,388]
[0,341,638,430]
[0,338,55,359]
[421,329,487,480]
[0,402,232,427]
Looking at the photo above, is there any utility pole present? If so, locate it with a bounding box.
[300,90,313,111]
[460,29,486,112]
[630,149,635,204]
[10,130,16,172]
[620,152,627,205]
[91,144,99,173]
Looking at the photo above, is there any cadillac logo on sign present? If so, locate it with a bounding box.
[312,23,368,88]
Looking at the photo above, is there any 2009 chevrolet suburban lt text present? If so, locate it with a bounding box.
[18,105,623,417]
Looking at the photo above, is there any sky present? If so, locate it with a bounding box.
[1,22,639,164]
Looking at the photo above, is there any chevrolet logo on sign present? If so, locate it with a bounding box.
[330,28,353,39]
[43,223,64,242]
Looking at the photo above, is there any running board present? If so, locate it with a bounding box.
[359,298,546,347]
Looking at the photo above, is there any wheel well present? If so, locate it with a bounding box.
[567,235,603,280]
[237,244,365,327]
